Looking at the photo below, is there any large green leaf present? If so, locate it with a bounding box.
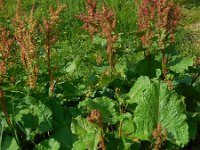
[1,136,19,150]
[169,56,194,74]
[35,127,73,150]
[71,116,101,150]
[78,97,118,124]
[34,138,60,150]
[128,76,189,147]
[51,127,73,150]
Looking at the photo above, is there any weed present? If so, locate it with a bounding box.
[77,0,117,71]
[138,0,181,78]
[13,1,38,88]
[40,2,66,94]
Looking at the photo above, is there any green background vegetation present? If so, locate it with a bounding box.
[0,0,200,150]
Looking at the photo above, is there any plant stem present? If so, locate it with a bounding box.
[161,49,167,79]
[45,30,54,95]
[100,130,106,150]
[0,84,11,125]
[145,49,151,77]
[108,50,115,72]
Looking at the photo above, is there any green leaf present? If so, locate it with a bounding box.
[121,119,135,138]
[96,73,119,88]
[1,136,19,150]
[128,76,151,104]
[115,60,128,79]
[93,35,107,47]
[34,138,60,150]
[49,101,70,128]
[136,57,161,77]
[128,76,189,147]
[169,56,194,73]
[14,98,53,134]
[72,141,87,150]
[188,120,197,140]
[64,58,78,74]
[78,97,118,124]
[71,116,101,150]
[51,127,73,150]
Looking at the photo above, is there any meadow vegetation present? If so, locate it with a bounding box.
[0,0,200,149]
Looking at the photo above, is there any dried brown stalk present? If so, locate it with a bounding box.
[40,3,66,94]
[13,3,38,88]
[77,0,117,71]
[87,110,106,150]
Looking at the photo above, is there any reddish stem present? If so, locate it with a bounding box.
[45,29,54,94]
[0,87,11,125]
[100,130,106,150]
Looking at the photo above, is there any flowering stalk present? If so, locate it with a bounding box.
[40,3,66,95]
[77,0,117,71]
[13,1,38,88]
[0,88,11,125]
[88,110,106,150]
[0,24,14,76]
[138,0,181,78]
[0,24,14,126]
[152,123,167,150]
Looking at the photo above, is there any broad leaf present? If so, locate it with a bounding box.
[78,97,118,124]
[169,56,194,73]
[136,57,161,77]
[1,136,19,150]
[128,76,189,147]
[71,116,101,150]
[34,138,60,150]
[51,127,73,150]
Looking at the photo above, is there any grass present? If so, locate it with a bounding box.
[175,0,200,56]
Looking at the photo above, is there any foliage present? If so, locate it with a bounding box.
[0,0,199,150]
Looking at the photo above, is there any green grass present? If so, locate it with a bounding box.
[174,0,200,56]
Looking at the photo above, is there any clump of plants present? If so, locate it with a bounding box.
[13,1,38,88]
[40,2,67,94]
[138,0,181,78]
[0,0,199,150]
[77,0,117,71]
[0,23,14,126]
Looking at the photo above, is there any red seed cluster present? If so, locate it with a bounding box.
[138,0,181,48]
[0,24,14,75]
[77,0,117,70]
